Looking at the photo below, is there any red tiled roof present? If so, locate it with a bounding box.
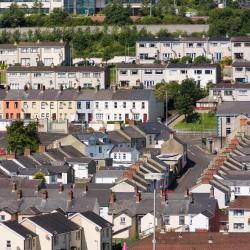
[130,232,250,250]
[229,196,250,209]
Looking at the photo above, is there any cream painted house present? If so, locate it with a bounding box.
[232,61,250,83]
[20,212,82,250]
[7,65,108,90]
[0,220,38,250]
[70,212,112,250]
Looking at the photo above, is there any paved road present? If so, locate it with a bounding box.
[174,134,215,193]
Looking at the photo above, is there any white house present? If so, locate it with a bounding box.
[95,169,124,184]
[0,220,38,250]
[66,157,97,179]
[0,41,70,66]
[229,196,250,232]
[110,146,140,167]
[70,211,113,250]
[232,61,250,83]
[231,37,250,61]
[7,65,107,90]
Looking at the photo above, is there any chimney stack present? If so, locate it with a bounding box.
[184,188,189,198]
[160,188,168,202]
[68,190,74,201]
[209,186,214,198]
[109,191,116,204]
[38,144,46,153]
[136,191,141,203]
[16,190,23,200]
[59,183,64,193]
[83,185,88,193]
[42,190,48,200]
[24,148,31,157]
[12,182,17,192]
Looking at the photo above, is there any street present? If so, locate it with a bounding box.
[174,134,215,193]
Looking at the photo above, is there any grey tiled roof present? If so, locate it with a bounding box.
[216,101,250,116]
[28,212,79,234]
[108,131,130,144]
[3,220,37,238]
[232,61,250,67]
[95,169,124,179]
[167,63,218,69]
[82,211,112,228]
[17,41,67,47]
[137,122,169,135]
[212,83,250,89]
[0,160,21,173]
[117,63,166,69]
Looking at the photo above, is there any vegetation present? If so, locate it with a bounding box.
[6,120,39,155]
[174,112,216,131]
[33,171,46,184]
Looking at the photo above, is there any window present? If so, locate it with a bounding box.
[41,102,46,109]
[114,102,117,108]
[50,102,54,109]
[239,89,248,96]
[234,42,241,47]
[131,70,138,75]
[233,223,244,229]
[86,102,90,109]
[133,113,140,120]
[96,113,103,120]
[99,146,102,153]
[58,72,66,78]
[68,102,72,109]
[59,102,63,109]
[155,70,163,74]
[114,114,117,120]
[233,210,244,216]
[197,43,204,47]
[44,58,53,66]
[181,70,187,74]
[23,102,28,109]
[17,113,20,119]
[120,217,126,225]
[14,102,18,109]
[142,102,145,109]
[123,154,126,160]
[114,153,117,159]
[213,90,221,96]
[123,102,126,108]
[68,73,76,78]
[6,240,11,248]
[235,67,243,72]
[188,43,194,47]
[226,117,231,125]
[95,102,99,109]
[105,102,108,109]
[165,216,170,225]
[194,70,202,75]
[139,43,145,47]
[76,231,81,240]
[164,43,170,47]
[77,102,81,109]
[21,58,30,66]
[144,69,152,74]
[0,215,5,221]
[132,102,135,108]
[226,128,231,135]
[224,90,232,96]
[179,216,185,225]
[205,70,212,74]
[120,70,127,75]
[234,186,240,194]
[119,114,122,120]
[149,43,155,47]
[149,135,152,145]
[93,73,100,78]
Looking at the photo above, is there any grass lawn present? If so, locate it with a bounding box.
[174,113,217,131]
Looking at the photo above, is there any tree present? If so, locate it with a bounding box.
[179,55,192,64]
[175,79,204,120]
[7,120,39,155]
[194,55,210,64]
[32,0,43,14]
[140,0,150,16]
[33,171,46,184]
[0,3,26,28]
[47,8,69,26]
[104,0,132,25]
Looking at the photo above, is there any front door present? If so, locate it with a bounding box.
[88,113,92,122]
[143,113,148,123]
[125,113,129,122]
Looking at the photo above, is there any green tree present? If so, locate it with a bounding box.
[140,0,150,16]
[175,79,204,120]
[104,0,132,25]
[194,55,210,64]
[179,55,192,63]
[7,120,39,155]
[46,8,69,26]
[33,171,46,184]
[32,0,43,14]
[0,3,26,28]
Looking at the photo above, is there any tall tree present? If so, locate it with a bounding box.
[7,120,39,155]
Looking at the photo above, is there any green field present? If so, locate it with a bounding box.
[174,113,217,131]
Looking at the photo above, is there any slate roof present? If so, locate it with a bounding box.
[123,126,144,139]
[231,36,250,42]
[0,160,22,173]
[209,37,231,41]
[111,146,135,153]
[95,169,124,179]
[238,147,250,155]
[38,132,66,146]
[2,220,37,238]
[117,63,166,69]
[17,41,67,47]
[167,63,218,69]
[81,211,112,228]
[137,37,180,42]
[61,145,84,158]
[232,61,250,67]
[212,83,250,89]
[0,44,16,49]
[66,157,93,164]
[216,101,250,116]
[108,130,130,144]
[16,156,38,168]
[27,212,79,234]
[137,122,170,135]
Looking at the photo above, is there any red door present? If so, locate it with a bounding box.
[125,114,129,122]
[143,114,148,123]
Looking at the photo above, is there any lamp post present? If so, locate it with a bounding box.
[145,173,164,250]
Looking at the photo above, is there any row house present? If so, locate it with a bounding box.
[232,61,250,83]
[136,36,250,63]
[0,40,70,66]
[7,65,108,90]
[76,88,164,124]
[117,63,220,89]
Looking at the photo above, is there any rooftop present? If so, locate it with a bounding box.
[229,196,250,209]
[81,211,112,228]
[216,101,250,116]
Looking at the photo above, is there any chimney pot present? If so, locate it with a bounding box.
[38,144,46,153]
[24,148,31,157]
[12,182,17,192]
[209,186,214,198]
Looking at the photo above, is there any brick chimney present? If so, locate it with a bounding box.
[42,190,48,200]
[16,190,22,200]
[59,183,64,193]
[24,148,31,156]
[11,213,18,221]
[109,191,116,204]
[209,186,214,198]
[135,191,141,203]
[38,144,46,153]
[12,182,17,192]
[68,190,74,201]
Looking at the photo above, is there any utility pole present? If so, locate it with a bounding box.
[165,90,168,125]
